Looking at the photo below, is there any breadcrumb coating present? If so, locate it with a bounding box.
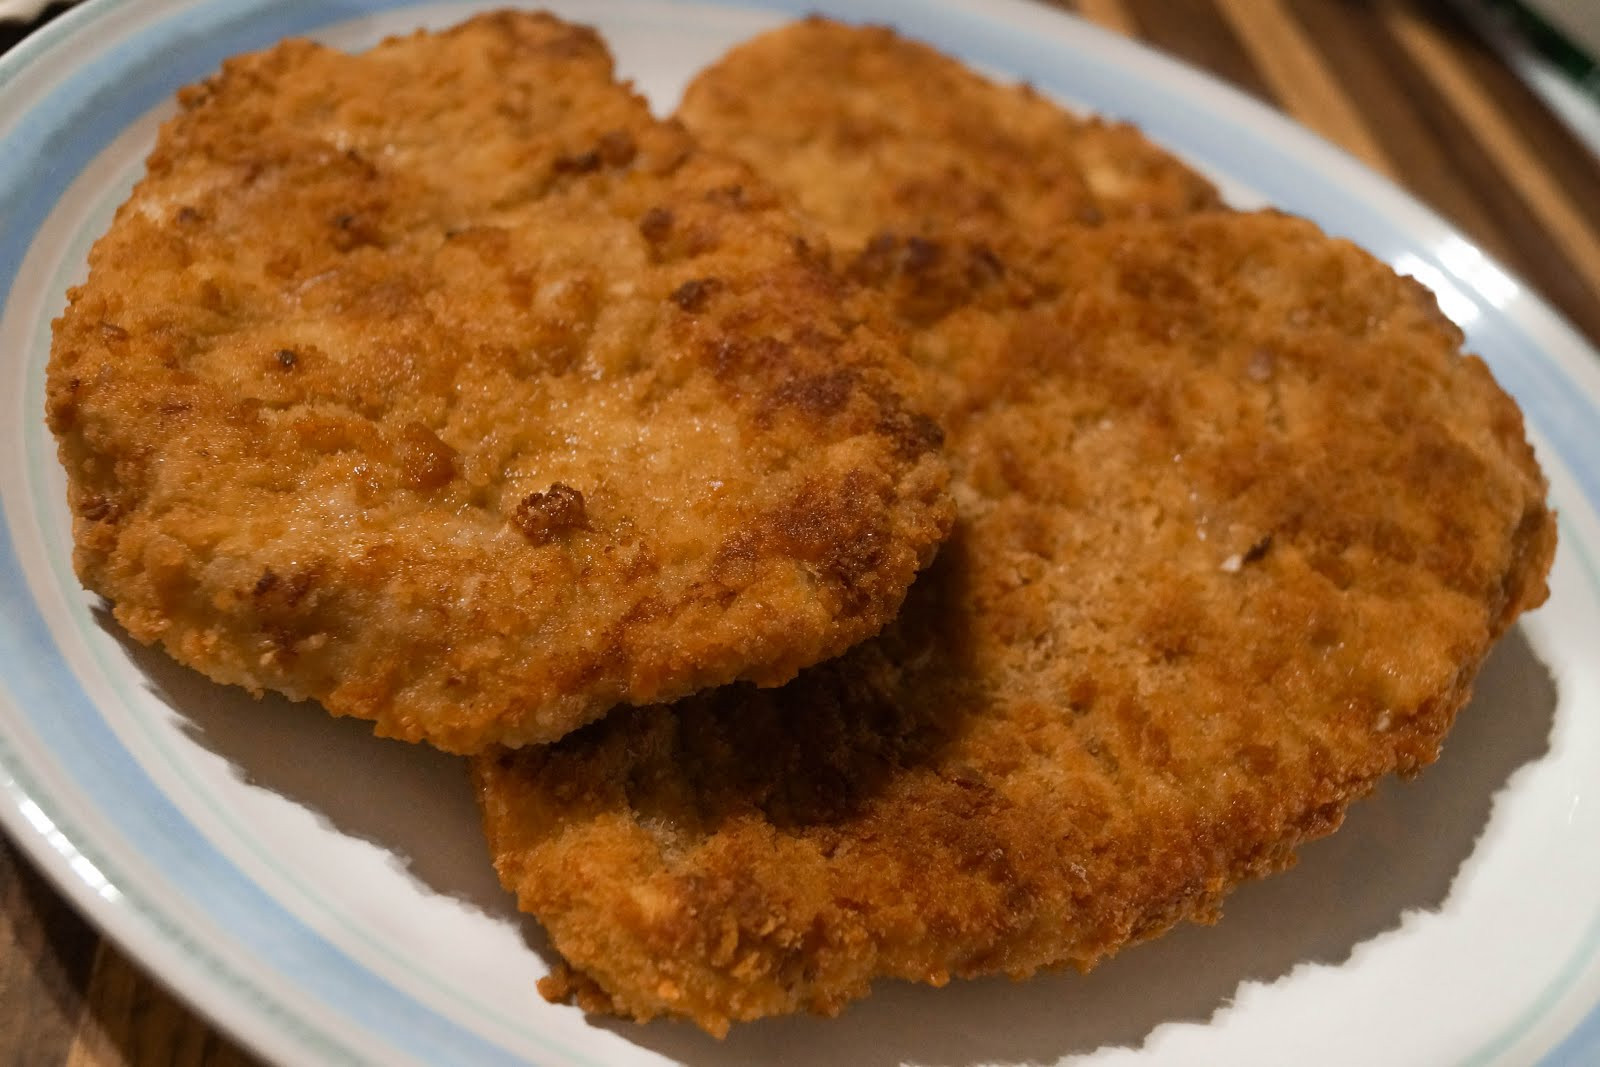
[46,12,952,752]
[475,212,1554,1034]
[676,16,1222,256]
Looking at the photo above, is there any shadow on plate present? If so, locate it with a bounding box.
[94,606,526,929]
[99,608,1554,1064]
[599,626,1555,1066]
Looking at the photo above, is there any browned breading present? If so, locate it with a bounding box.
[45,12,952,753]
[1069,115,1225,220]
[473,211,1555,1034]
[675,16,1222,256]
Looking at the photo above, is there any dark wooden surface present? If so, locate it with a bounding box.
[2,1,1598,1064]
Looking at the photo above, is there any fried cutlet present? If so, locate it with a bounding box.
[473,211,1555,1033]
[45,12,953,753]
[675,16,1222,256]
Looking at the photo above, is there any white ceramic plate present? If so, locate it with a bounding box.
[4,2,1600,1064]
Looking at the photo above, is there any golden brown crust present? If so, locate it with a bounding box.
[473,212,1555,1034]
[675,16,1222,256]
[45,12,952,753]
[1068,116,1225,219]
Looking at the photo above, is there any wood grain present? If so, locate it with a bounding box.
[63,944,259,1067]
[1073,0,1137,36]
[1413,0,1600,239]
[1388,0,1600,337]
[1285,0,1520,262]
[1,838,260,1067]
[3,2,1599,1064]
[1121,0,1277,103]
[1,839,98,1066]
[1386,0,1600,319]
[1213,0,1394,173]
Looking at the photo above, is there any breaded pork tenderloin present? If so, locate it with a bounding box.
[46,12,953,752]
[676,16,1222,257]
[475,211,1554,1033]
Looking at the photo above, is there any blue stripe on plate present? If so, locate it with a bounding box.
[0,525,540,1064]
[1543,1000,1600,1065]
[0,6,582,1064]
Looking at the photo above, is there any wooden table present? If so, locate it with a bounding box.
[3,1,1598,1064]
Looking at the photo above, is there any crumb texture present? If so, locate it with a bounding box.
[475,211,1555,1034]
[46,11,952,752]
[677,16,1222,257]
[477,21,1554,1035]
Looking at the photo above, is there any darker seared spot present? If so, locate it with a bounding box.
[857,238,1004,326]
[253,567,315,608]
[774,369,857,417]
[524,18,604,58]
[711,529,763,586]
[1239,743,1279,775]
[1242,533,1274,565]
[1067,676,1098,715]
[706,335,790,382]
[970,243,1005,279]
[342,148,378,178]
[553,150,602,175]
[330,209,383,251]
[903,236,941,272]
[598,130,637,167]
[275,348,298,369]
[771,471,889,606]
[265,625,299,662]
[622,596,664,625]
[850,235,1012,325]
[1140,593,1203,664]
[638,206,674,244]
[670,277,722,313]
[175,206,202,224]
[80,495,115,522]
[877,406,945,459]
[1119,261,1199,303]
[397,422,458,491]
[852,233,908,279]
[514,483,590,545]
